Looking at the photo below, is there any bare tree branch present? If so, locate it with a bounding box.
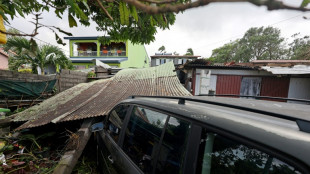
[138,0,177,4]
[0,14,41,37]
[42,0,67,10]
[95,0,114,21]
[122,0,310,14]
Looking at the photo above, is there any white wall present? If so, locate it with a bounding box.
[288,78,310,104]
[196,69,271,76]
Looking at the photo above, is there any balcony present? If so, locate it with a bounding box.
[72,41,127,58]
[73,51,97,57]
[73,50,126,57]
[100,50,126,57]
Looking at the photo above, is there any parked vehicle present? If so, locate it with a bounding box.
[91,96,310,174]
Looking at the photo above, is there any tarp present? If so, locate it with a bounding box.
[0,79,56,97]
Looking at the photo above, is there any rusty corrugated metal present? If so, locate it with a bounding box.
[260,77,290,102]
[13,62,192,130]
[216,75,242,95]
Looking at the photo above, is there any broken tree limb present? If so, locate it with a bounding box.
[53,118,96,174]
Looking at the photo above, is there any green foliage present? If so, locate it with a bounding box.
[288,33,310,60]
[0,0,176,45]
[185,48,194,55]
[301,0,310,7]
[158,45,166,53]
[87,71,96,78]
[210,26,288,63]
[4,36,72,74]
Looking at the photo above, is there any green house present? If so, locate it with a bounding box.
[64,37,149,69]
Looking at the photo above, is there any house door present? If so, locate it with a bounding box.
[240,77,262,97]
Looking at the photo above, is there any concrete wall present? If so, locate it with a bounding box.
[288,78,310,104]
[0,69,88,93]
[57,69,88,92]
[121,40,149,68]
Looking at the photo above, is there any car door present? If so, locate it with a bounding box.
[119,105,192,174]
[97,104,131,174]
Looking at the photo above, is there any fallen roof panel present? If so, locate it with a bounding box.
[261,65,310,74]
[12,62,192,130]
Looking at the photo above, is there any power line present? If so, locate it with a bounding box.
[197,13,308,50]
[4,23,70,54]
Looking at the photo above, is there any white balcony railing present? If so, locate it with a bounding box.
[73,50,126,57]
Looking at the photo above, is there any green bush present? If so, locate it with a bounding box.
[87,71,96,78]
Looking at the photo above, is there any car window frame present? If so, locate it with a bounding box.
[115,103,196,174]
[193,121,310,174]
[104,103,133,145]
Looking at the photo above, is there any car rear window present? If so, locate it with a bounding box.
[196,128,303,174]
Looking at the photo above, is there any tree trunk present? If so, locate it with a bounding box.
[40,66,44,75]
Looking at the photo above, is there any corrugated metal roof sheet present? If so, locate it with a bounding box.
[261,65,310,74]
[12,62,192,130]
[252,60,310,64]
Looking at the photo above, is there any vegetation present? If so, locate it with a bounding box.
[185,48,194,55]
[208,26,310,63]
[158,45,166,53]
[4,36,73,74]
[1,1,310,45]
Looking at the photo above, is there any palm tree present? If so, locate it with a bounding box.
[4,37,72,75]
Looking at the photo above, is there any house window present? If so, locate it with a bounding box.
[240,77,262,97]
[178,59,182,64]
[160,59,165,64]
[156,59,160,66]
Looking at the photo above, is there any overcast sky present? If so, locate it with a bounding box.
[6,0,310,58]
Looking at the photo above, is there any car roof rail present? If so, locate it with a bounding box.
[200,94,310,104]
[129,95,310,133]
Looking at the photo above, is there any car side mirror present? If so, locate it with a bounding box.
[91,122,105,132]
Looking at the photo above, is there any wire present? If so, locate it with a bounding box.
[197,13,308,49]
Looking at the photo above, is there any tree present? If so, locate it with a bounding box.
[209,26,287,63]
[4,36,72,75]
[238,26,286,61]
[158,45,166,53]
[1,1,310,45]
[185,48,194,55]
[288,33,310,60]
[209,40,239,63]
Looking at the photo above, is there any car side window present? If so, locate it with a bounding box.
[122,106,168,174]
[196,129,302,174]
[107,104,130,143]
[155,117,191,174]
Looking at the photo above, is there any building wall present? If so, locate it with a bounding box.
[288,78,310,104]
[216,75,242,95]
[121,40,149,68]
[260,77,290,99]
[0,54,8,70]
[193,68,309,103]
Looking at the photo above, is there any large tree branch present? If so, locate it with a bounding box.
[122,0,310,14]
